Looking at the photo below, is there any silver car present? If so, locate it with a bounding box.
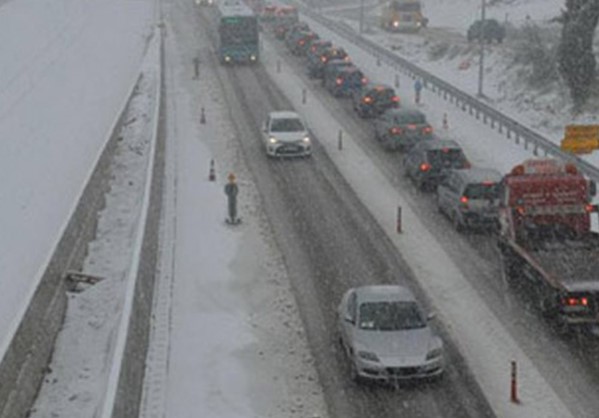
[437,167,502,231]
[337,285,444,383]
[262,111,312,158]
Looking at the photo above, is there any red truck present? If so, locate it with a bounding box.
[497,158,599,333]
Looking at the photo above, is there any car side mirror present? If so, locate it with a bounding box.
[427,312,436,321]
[344,314,355,325]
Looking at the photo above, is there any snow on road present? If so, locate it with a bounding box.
[3,0,599,417]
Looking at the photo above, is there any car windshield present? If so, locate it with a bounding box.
[358,301,426,331]
[465,183,499,199]
[270,118,305,132]
[428,149,467,168]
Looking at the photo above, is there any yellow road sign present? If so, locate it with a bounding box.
[561,124,599,154]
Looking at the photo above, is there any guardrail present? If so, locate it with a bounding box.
[298,4,599,183]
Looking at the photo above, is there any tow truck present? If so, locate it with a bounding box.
[497,158,599,334]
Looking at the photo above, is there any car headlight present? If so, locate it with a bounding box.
[358,351,379,362]
[426,347,443,360]
[269,137,278,144]
[302,136,311,143]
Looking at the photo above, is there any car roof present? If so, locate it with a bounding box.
[414,138,461,151]
[364,82,393,91]
[451,167,502,183]
[268,110,301,119]
[384,108,424,118]
[354,285,416,304]
[328,58,350,65]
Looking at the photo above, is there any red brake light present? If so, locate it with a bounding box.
[336,77,343,85]
[422,126,433,134]
[391,96,400,102]
[420,163,431,172]
[460,196,469,205]
[564,296,589,306]
[390,127,402,135]
[586,204,597,213]
[407,124,417,130]
[363,96,373,104]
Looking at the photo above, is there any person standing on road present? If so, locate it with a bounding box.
[224,172,239,224]
[414,78,423,105]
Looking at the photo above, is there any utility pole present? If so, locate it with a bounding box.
[359,0,365,34]
[477,0,486,97]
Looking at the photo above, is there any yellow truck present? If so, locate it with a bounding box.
[380,0,427,32]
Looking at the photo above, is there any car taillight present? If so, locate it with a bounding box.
[586,204,597,213]
[321,56,327,63]
[336,77,343,85]
[363,96,373,104]
[422,126,433,134]
[460,196,469,205]
[561,296,590,310]
[390,127,402,135]
[391,96,400,103]
[361,77,368,84]
[407,124,417,130]
[420,163,431,172]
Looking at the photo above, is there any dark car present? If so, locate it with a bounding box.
[275,20,308,40]
[306,40,332,63]
[321,58,354,85]
[286,30,319,55]
[324,66,368,97]
[373,108,433,151]
[352,83,399,118]
[467,19,505,43]
[403,139,470,190]
[307,46,349,79]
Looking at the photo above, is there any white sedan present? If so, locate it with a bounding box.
[262,111,312,158]
[337,285,444,383]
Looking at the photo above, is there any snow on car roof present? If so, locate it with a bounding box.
[269,110,301,119]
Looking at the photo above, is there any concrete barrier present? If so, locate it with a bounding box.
[102,28,165,418]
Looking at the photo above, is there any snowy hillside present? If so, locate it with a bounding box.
[349,0,599,167]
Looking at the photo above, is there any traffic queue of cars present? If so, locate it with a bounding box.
[267,17,505,235]
[260,13,507,384]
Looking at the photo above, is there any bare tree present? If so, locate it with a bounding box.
[557,0,599,111]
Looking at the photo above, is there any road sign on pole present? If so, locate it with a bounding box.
[560,124,599,154]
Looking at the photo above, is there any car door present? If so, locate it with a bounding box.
[373,111,388,139]
[438,173,460,215]
[436,173,452,213]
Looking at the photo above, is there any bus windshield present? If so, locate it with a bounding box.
[390,1,421,12]
[219,17,258,44]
